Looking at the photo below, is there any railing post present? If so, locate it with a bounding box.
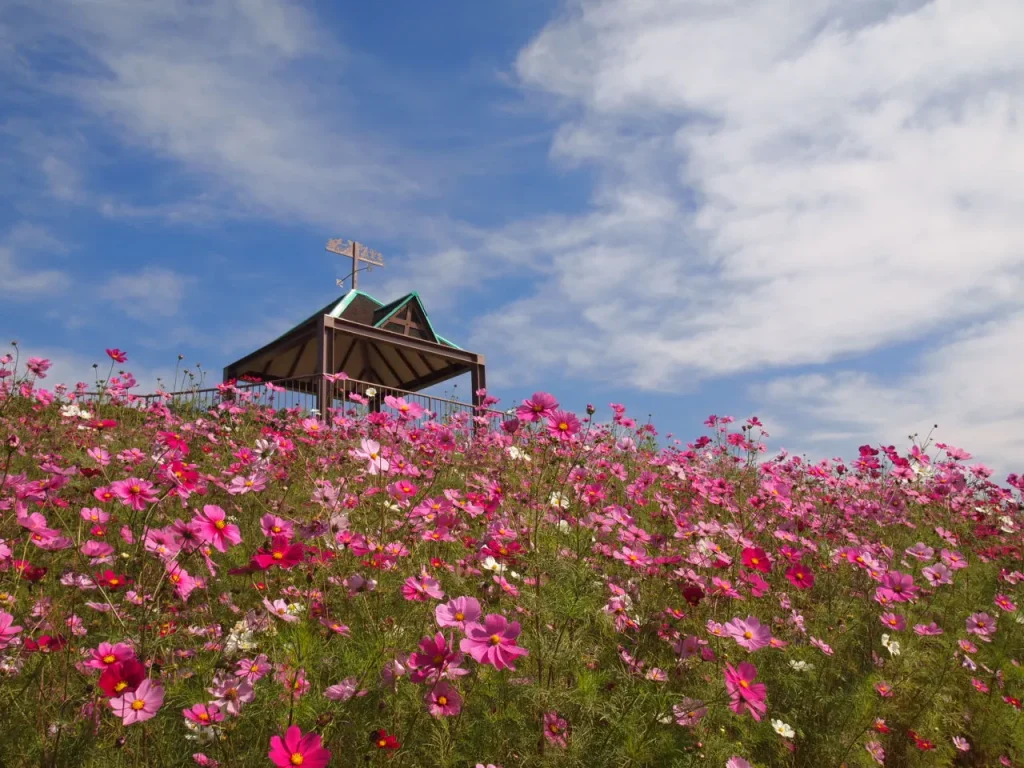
[316,316,329,421]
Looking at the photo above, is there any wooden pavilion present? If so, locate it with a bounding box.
[222,287,486,417]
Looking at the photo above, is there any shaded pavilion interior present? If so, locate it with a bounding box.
[222,290,486,415]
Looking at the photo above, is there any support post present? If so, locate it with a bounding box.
[316,316,329,420]
[470,359,487,436]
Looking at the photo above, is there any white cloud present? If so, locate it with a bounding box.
[99,266,194,320]
[0,223,71,300]
[757,310,1024,475]
[480,0,1024,385]
[5,0,424,232]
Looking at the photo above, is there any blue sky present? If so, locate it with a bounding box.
[2,0,1024,475]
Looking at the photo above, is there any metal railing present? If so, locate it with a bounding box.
[76,374,509,431]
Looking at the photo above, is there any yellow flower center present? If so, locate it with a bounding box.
[273,552,284,560]
[454,612,464,621]
[214,520,226,530]
[377,739,387,748]
[558,422,568,431]
[739,680,749,689]
[115,681,128,692]
[131,699,145,711]
[130,485,141,494]
[290,754,304,765]
[198,713,210,722]
[490,634,502,645]
[103,654,116,664]
[437,696,448,706]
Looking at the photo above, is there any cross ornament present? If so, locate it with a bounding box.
[326,238,385,291]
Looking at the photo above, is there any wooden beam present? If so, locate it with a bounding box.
[392,345,425,379]
[369,343,404,387]
[325,316,481,366]
[335,337,356,374]
[285,337,311,378]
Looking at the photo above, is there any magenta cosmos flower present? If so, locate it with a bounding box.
[182,703,224,726]
[723,662,767,721]
[425,681,463,718]
[543,711,568,747]
[268,725,331,768]
[460,614,529,671]
[110,678,165,725]
[546,410,581,441]
[86,641,136,670]
[515,392,558,422]
[193,505,242,553]
[436,596,482,631]
[110,478,158,511]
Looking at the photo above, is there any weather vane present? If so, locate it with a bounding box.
[326,238,385,291]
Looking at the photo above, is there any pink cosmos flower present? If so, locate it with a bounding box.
[515,392,559,422]
[784,565,814,590]
[966,612,996,639]
[324,678,361,701]
[723,616,771,652]
[879,612,906,631]
[723,662,767,721]
[436,596,481,630]
[402,572,445,602]
[408,633,466,683]
[385,395,426,421]
[726,758,752,768]
[460,614,529,671]
[86,641,135,670]
[260,514,294,539]
[110,678,164,725]
[110,478,158,511]
[994,594,1017,612]
[194,505,242,553]
[268,725,331,768]
[0,611,23,649]
[425,681,463,717]
[182,703,223,726]
[350,439,390,475]
[546,410,581,442]
[922,563,953,587]
[209,675,255,716]
[264,598,299,622]
[543,712,568,747]
[877,571,919,603]
[235,655,270,683]
[913,622,943,636]
[865,741,885,765]
[673,698,707,726]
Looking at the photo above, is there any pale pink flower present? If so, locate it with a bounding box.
[110,678,164,725]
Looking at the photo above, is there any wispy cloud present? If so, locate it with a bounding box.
[2,0,429,232]
[99,266,195,320]
[0,223,71,300]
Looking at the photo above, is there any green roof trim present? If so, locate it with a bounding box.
[328,289,381,318]
[435,334,462,350]
[327,289,462,349]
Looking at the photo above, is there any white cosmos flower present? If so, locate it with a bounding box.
[788,660,813,673]
[365,387,377,397]
[881,633,901,656]
[772,719,795,738]
[549,492,570,509]
[480,556,506,575]
[506,446,531,462]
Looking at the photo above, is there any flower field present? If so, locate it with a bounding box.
[1,350,1023,767]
